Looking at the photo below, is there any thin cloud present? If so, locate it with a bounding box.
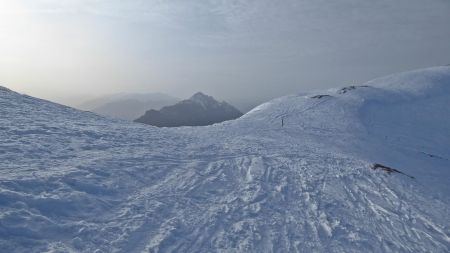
[1,0,449,105]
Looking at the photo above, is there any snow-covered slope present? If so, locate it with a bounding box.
[0,67,449,252]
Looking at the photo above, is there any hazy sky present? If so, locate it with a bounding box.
[1,0,449,107]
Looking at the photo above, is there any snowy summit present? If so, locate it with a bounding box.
[0,67,449,252]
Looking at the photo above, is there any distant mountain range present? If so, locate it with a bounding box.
[78,93,180,120]
[135,92,243,127]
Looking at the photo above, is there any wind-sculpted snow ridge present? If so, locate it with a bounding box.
[0,66,449,252]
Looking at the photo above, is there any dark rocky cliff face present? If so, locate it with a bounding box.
[134,92,243,127]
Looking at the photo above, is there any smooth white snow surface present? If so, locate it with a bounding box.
[0,67,449,252]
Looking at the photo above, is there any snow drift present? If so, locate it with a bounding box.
[0,67,449,252]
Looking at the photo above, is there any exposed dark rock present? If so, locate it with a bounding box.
[311,94,332,99]
[371,163,415,179]
[338,85,369,94]
[420,152,450,161]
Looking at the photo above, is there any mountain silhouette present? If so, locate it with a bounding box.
[135,92,243,127]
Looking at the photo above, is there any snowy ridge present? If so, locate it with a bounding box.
[0,67,449,252]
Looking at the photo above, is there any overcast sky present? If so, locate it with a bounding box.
[1,0,449,107]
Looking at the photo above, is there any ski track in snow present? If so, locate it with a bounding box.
[0,67,450,252]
